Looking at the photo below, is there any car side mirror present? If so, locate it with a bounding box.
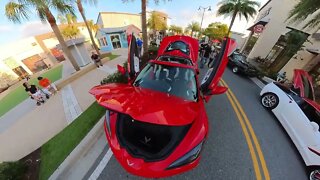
[310,122,319,132]
[203,86,228,103]
[212,86,228,95]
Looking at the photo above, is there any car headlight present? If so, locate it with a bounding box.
[105,110,111,135]
[166,140,204,170]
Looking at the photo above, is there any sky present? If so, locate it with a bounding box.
[0,0,268,46]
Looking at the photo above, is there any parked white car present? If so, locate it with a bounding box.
[260,69,320,180]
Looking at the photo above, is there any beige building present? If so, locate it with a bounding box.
[244,0,320,81]
[96,12,142,30]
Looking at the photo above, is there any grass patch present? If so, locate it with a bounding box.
[0,65,63,118]
[39,102,105,180]
[101,53,120,60]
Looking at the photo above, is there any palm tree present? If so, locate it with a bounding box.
[217,0,260,35]
[187,22,201,37]
[5,0,80,71]
[122,0,169,56]
[76,0,101,55]
[287,0,320,29]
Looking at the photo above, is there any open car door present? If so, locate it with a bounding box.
[127,33,140,79]
[200,38,237,97]
[293,69,315,101]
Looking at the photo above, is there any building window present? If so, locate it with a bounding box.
[100,37,108,46]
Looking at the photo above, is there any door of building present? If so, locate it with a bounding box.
[110,34,121,49]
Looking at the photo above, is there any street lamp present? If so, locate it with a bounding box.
[198,6,211,39]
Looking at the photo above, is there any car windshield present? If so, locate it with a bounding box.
[157,56,193,65]
[166,41,190,55]
[233,54,247,62]
[133,63,197,101]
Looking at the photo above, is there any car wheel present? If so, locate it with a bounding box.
[261,93,279,110]
[309,167,320,180]
[232,66,239,73]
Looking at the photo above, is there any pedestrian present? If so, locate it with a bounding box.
[200,43,212,69]
[38,76,58,95]
[208,49,218,68]
[136,38,143,57]
[23,82,45,105]
[91,52,103,68]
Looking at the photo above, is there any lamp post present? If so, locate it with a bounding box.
[198,6,211,39]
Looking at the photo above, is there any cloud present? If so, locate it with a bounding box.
[0,25,13,33]
[19,21,52,38]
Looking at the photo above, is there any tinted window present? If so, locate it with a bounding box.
[233,54,247,62]
[157,56,192,65]
[133,63,197,101]
[300,103,320,128]
[166,41,190,55]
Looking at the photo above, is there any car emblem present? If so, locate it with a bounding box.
[144,136,151,144]
[127,159,134,166]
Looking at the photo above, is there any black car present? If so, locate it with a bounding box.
[228,52,259,77]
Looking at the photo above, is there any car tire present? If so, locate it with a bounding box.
[261,93,279,110]
[309,166,320,180]
[232,66,239,73]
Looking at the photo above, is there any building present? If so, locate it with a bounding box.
[95,25,141,52]
[96,12,142,30]
[0,22,95,83]
[243,0,320,81]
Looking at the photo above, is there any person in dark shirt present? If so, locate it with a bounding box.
[91,52,103,68]
[200,43,212,69]
[23,82,45,103]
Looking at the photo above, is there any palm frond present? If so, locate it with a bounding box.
[303,11,320,29]
[51,0,75,15]
[288,0,320,29]
[5,2,30,23]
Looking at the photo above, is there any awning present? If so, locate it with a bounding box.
[247,18,269,31]
[307,48,320,55]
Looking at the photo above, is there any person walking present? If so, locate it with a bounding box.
[38,76,58,95]
[136,38,143,57]
[91,52,103,68]
[23,82,45,105]
[200,43,212,69]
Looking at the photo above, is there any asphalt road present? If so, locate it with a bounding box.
[92,68,308,180]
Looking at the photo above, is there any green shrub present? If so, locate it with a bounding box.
[100,62,128,85]
[0,161,27,180]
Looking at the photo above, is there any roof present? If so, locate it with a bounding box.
[98,24,141,34]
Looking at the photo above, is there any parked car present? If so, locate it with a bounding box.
[90,35,237,178]
[228,52,259,77]
[260,69,320,180]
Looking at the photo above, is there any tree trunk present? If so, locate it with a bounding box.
[77,0,101,56]
[141,0,148,55]
[227,11,237,36]
[45,9,80,71]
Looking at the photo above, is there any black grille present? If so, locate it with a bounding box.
[116,113,191,162]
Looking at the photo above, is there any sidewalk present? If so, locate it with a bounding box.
[0,48,127,162]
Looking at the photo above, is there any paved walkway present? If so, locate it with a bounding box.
[0,48,127,162]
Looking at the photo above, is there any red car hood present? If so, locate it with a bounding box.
[89,83,200,126]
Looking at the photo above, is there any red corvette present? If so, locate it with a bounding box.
[90,36,237,178]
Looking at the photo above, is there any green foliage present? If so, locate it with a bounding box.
[0,161,27,180]
[217,0,260,31]
[147,11,167,31]
[61,25,80,39]
[169,25,183,35]
[204,22,229,40]
[39,102,105,180]
[284,30,309,57]
[100,62,129,85]
[288,0,320,29]
[186,21,201,37]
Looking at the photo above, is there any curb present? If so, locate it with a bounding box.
[49,117,105,180]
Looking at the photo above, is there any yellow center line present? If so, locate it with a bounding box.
[221,79,270,180]
[219,81,262,180]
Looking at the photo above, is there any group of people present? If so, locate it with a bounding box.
[23,77,57,106]
[199,42,220,69]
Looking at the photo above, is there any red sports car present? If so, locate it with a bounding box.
[90,35,237,178]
